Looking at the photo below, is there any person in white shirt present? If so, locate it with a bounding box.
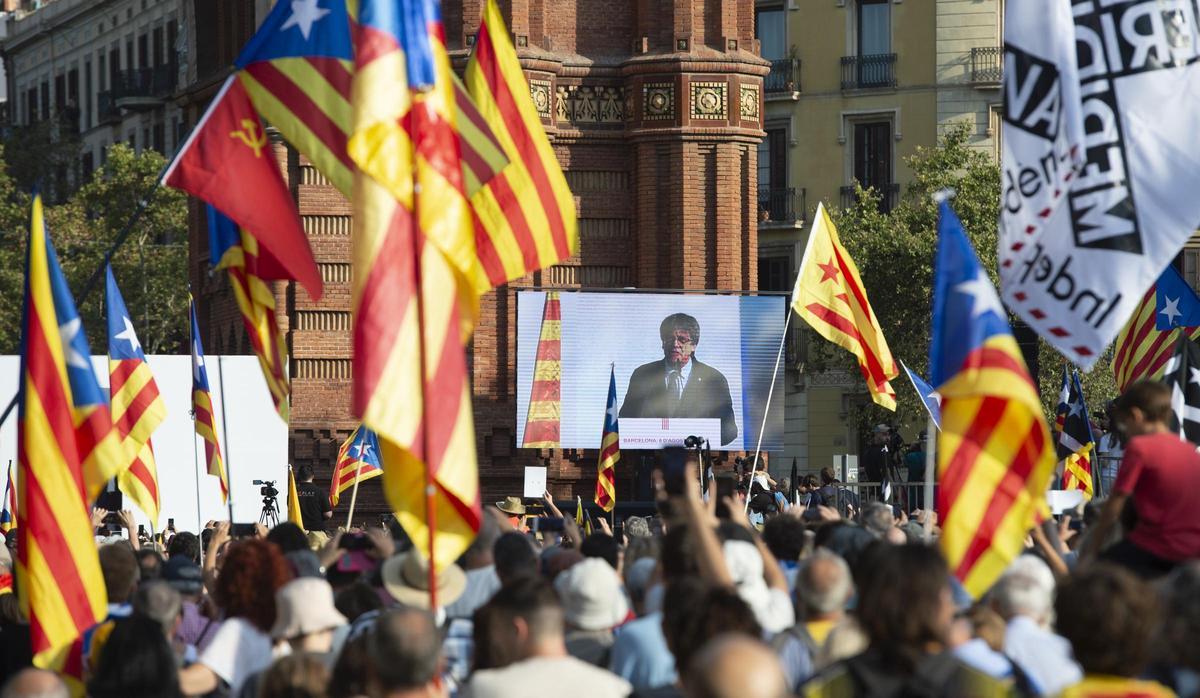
[463,577,631,698]
[990,555,1082,696]
[178,538,293,696]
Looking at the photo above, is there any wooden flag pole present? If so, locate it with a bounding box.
[345,458,366,530]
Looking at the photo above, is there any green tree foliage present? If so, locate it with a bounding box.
[0,144,188,356]
[818,124,1117,437]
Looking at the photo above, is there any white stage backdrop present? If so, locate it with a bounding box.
[0,355,289,534]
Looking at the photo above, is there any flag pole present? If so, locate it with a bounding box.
[187,287,205,548]
[216,355,235,525]
[744,310,793,513]
[924,413,936,536]
[345,458,365,530]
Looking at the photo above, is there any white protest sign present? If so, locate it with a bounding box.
[523,466,547,498]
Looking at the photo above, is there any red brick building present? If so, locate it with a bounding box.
[183,0,767,518]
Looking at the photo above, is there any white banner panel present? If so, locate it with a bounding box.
[0,355,288,534]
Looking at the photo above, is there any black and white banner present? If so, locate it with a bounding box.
[1000,0,1200,369]
[1162,335,1200,446]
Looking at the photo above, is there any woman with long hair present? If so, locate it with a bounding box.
[178,536,293,696]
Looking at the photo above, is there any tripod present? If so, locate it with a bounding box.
[258,494,280,528]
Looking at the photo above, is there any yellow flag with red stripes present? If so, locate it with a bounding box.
[465,0,578,294]
[348,0,482,572]
[18,194,112,668]
[792,203,898,409]
[106,265,166,526]
[522,292,561,448]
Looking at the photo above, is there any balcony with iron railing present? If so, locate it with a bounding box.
[970,46,1003,86]
[759,187,806,226]
[765,58,801,97]
[110,65,177,110]
[840,182,900,214]
[840,53,897,90]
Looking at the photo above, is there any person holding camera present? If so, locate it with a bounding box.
[293,464,332,533]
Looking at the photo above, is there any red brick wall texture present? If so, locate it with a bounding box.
[189,0,768,523]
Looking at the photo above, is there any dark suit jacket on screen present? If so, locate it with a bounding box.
[619,358,738,445]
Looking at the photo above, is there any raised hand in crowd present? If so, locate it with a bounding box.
[118,510,139,550]
[91,507,109,531]
[366,525,394,560]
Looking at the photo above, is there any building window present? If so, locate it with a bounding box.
[849,120,897,212]
[138,33,149,69]
[858,0,890,56]
[853,121,891,190]
[756,8,785,61]
[758,126,791,222]
[758,256,792,293]
[84,60,92,130]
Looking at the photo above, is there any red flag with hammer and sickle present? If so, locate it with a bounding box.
[165,74,322,301]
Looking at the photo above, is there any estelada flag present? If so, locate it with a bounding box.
[18,194,113,667]
[792,202,899,409]
[164,74,322,302]
[106,265,166,526]
[594,366,619,513]
[330,425,383,508]
[930,197,1056,598]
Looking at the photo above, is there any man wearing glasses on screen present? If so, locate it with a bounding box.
[620,313,738,446]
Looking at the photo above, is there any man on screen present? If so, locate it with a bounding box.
[620,313,738,445]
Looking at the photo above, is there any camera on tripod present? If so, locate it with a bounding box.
[252,479,281,528]
[253,479,279,498]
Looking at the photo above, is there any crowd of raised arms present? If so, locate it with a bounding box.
[0,377,1198,698]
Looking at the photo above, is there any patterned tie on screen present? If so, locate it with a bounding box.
[668,371,683,416]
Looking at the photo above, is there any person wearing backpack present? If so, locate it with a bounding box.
[774,549,853,691]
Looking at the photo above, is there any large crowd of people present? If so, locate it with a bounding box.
[0,378,1198,698]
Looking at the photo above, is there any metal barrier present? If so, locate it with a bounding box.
[810,481,934,515]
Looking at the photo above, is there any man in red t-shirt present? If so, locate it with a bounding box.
[1081,380,1200,579]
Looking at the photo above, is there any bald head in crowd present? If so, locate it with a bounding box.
[796,549,853,621]
[1,669,69,698]
[683,634,788,698]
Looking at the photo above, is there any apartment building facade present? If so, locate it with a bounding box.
[755,0,1002,474]
[0,0,183,183]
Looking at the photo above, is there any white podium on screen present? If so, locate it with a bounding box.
[619,418,721,450]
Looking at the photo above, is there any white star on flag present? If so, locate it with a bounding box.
[1161,296,1183,326]
[354,440,373,460]
[280,0,330,40]
[115,315,141,355]
[954,270,1006,320]
[606,400,619,425]
[1190,367,1200,387]
[192,340,205,381]
[1068,399,1084,419]
[927,391,942,406]
[58,318,89,369]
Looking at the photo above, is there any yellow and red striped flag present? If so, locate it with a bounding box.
[522,292,562,448]
[329,425,383,508]
[348,0,482,572]
[792,202,898,409]
[595,367,619,513]
[190,297,228,503]
[208,206,291,422]
[235,0,507,204]
[287,466,304,528]
[17,194,114,668]
[105,265,166,526]
[931,199,1056,598]
[1113,283,1200,392]
[464,0,578,293]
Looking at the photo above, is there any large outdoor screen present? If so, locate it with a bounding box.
[515,291,786,451]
